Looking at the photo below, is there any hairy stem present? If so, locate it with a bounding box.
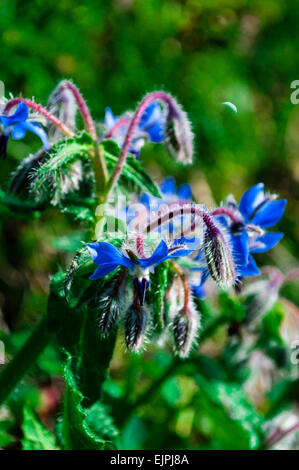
[171,261,190,310]
[4,98,74,137]
[61,81,108,188]
[145,203,217,238]
[61,81,97,141]
[211,207,242,224]
[104,91,175,199]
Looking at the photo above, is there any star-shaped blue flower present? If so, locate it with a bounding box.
[87,236,199,280]
[226,183,287,277]
[105,102,164,157]
[0,102,49,159]
[87,236,200,305]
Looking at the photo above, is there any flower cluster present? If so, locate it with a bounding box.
[85,179,286,355]
[1,82,287,358]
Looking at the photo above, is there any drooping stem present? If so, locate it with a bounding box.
[211,207,242,224]
[60,81,108,187]
[145,203,217,238]
[104,91,176,199]
[4,98,74,137]
[171,261,190,310]
[61,81,97,141]
[211,208,264,235]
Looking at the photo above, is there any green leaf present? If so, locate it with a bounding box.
[85,402,119,449]
[21,407,57,450]
[76,304,117,406]
[62,356,106,450]
[194,375,264,450]
[34,133,93,178]
[60,203,95,223]
[31,133,95,212]
[100,139,161,197]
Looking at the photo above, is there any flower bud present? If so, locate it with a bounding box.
[173,303,200,358]
[125,304,147,352]
[204,223,236,288]
[97,295,120,335]
[164,99,194,165]
[47,80,78,141]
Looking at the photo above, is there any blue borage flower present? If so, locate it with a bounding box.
[0,102,49,159]
[218,183,287,278]
[87,236,200,304]
[104,102,164,157]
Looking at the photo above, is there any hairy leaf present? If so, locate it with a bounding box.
[62,356,109,450]
[31,133,95,209]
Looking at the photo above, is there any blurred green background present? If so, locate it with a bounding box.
[0,0,298,450]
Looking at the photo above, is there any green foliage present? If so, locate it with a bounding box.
[21,407,57,450]
[31,133,95,218]
[75,305,117,406]
[194,376,264,450]
[62,357,118,450]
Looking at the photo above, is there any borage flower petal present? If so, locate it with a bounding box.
[238,182,265,219]
[250,232,284,253]
[251,199,287,228]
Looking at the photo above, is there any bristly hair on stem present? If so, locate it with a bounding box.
[4,98,74,137]
[51,80,109,186]
[145,203,236,288]
[104,91,194,200]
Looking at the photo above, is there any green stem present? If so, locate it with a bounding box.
[0,312,54,405]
